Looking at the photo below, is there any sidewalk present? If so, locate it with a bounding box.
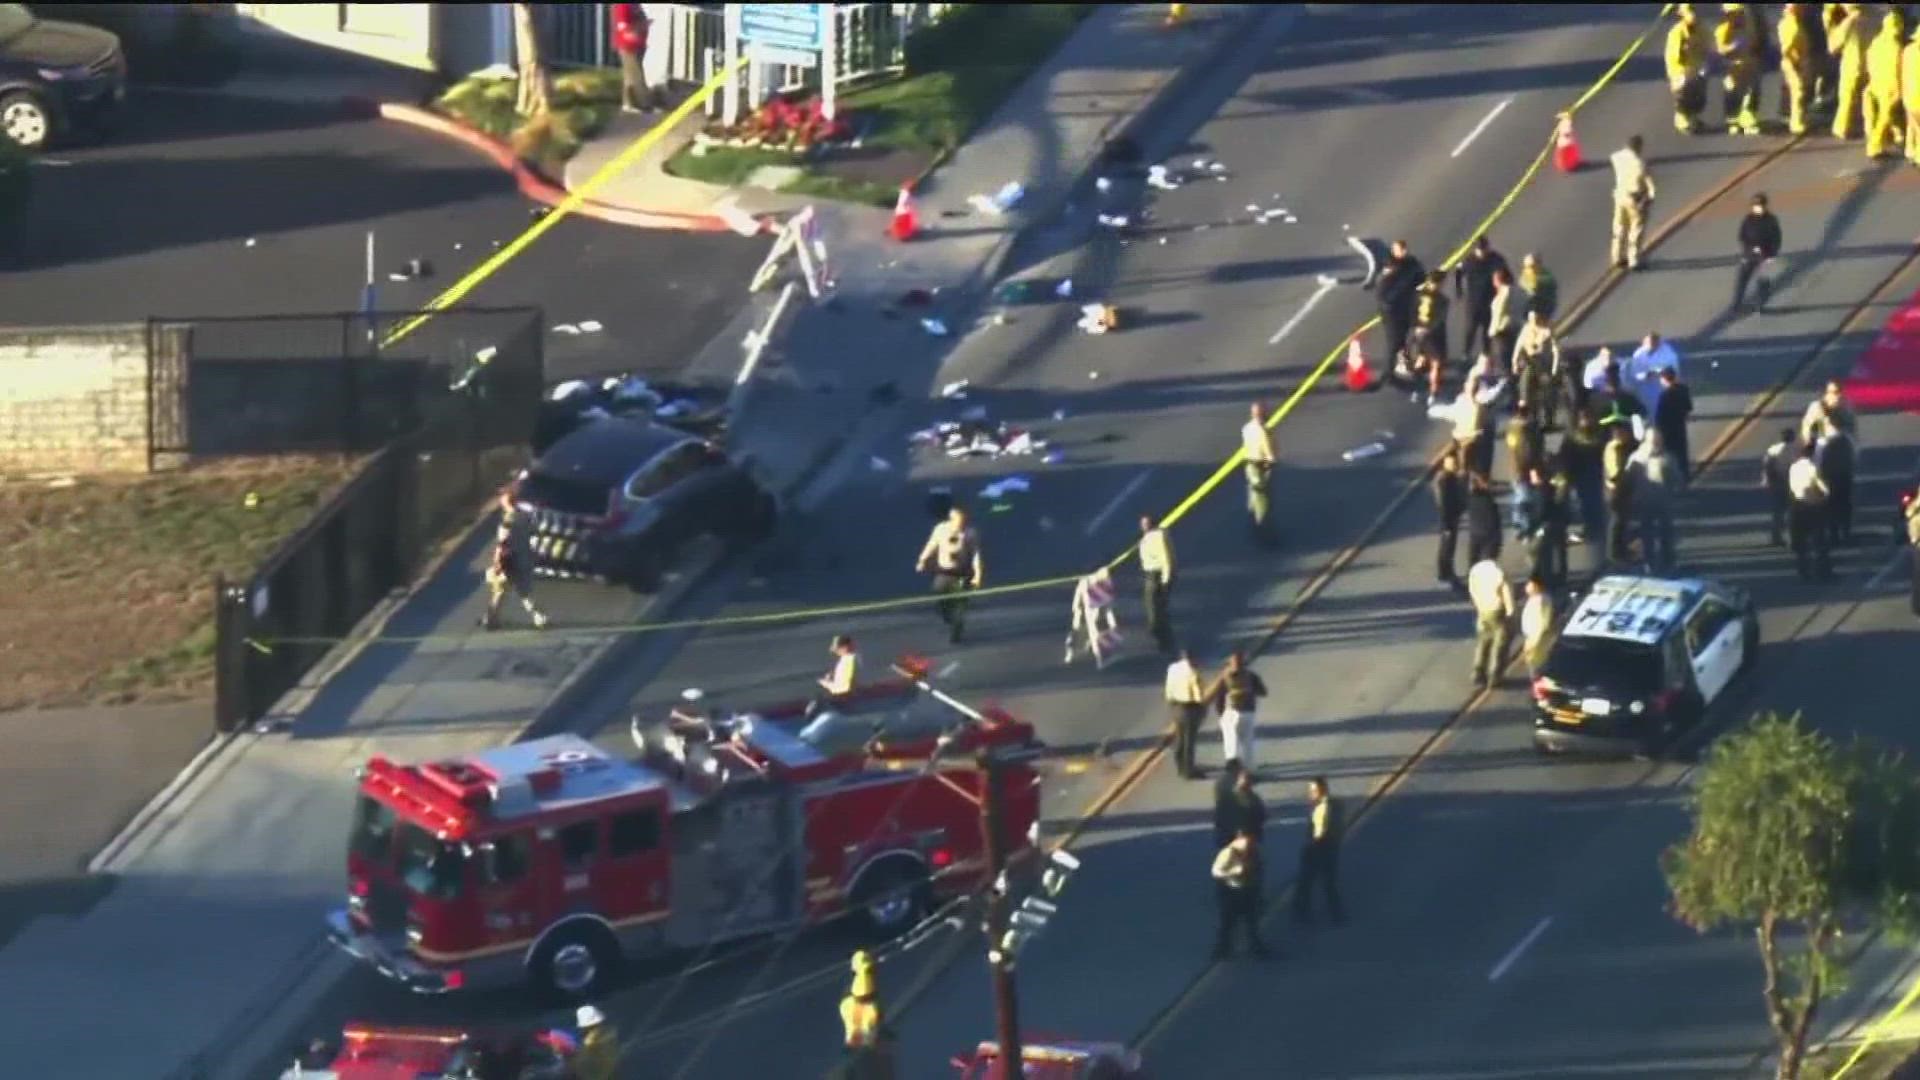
[0,7,1272,1079]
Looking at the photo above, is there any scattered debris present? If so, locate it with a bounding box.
[1077,303,1119,335]
[940,379,971,399]
[959,404,990,422]
[1147,164,1180,191]
[870,382,901,405]
[869,456,893,472]
[980,476,1032,499]
[1089,370,1101,380]
[1096,213,1132,229]
[1055,278,1075,298]
[993,181,1025,212]
[921,317,950,336]
[1342,442,1388,463]
[578,320,603,333]
[991,311,1009,326]
[1038,516,1056,531]
[1095,176,1114,194]
[1052,408,1069,421]
[553,324,582,335]
[244,238,257,248]
[1043,450,1066,465]
[255,717,292,735]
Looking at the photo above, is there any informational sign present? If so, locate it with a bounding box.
[741,3,824,67]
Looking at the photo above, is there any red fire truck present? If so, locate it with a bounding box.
[327,655,1041,998]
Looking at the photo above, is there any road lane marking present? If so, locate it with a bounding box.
[1451,96,1515,158]
[1865,547,1908,590]
[1267,274,1341,346]
[936,660,961,679]
[1488,916,1554,982]
[1086,471,1154,536]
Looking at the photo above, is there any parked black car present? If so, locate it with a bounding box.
[507,417,777,592]
[0,3,124,150]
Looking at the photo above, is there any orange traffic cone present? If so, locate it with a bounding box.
[1343,336,1377,392]
[1553,112,1582,173]
[888,184,919,242]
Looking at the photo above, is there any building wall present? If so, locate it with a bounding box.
[0,326,151,475]
[233,3,439,71]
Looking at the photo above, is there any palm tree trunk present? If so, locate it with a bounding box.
[512,3,551,118]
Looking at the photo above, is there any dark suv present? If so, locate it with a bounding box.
[0,4,124,150]
[507,418,776,592]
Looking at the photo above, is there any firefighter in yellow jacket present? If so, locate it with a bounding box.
[1905,21,1920,165]
[1667,5,1711,133]
[1829,2,1869,138]
[1863,9,1906,158]
[1780,4,1816,134]
[1717,4,1763,134]
[839,951,894,1080]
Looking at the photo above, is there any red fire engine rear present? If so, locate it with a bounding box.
[327,656,1040,997]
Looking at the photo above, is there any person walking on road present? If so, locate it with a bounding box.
[1210,652,1269,773]
[1604,424,1639,567]
[1830,2,1869,140]
[1716,5,1763,135]
[1434,450,1469,587]
[916,505,984,644]
[1779,4,1817,134]
[1167,650,1207,779]
[482,510,550,633]
[1863,9,1906,159]
[1242,403,1278,543]
[1520,253,1560,323]
[1520,575,1559,679]
[1455,235,1511,361]
[1409,271,1453,404]
[1468,554,1514,689]
[1489,266,1523,374]
[1294,776,1346,926]
[1610,135,1658,270]
[1632,429,1684,573]
[1761,427,1798,546]
[1466,471,1504,566]
[1816,418,1858,546]
[1211,830,1270,959]
[1376,239,1425,369]
[1802,379,1859,445]
[1139,516,1176,653]
[610,4,662,113]
[1512,310,1565,431]
[1667,4,1712,133]
[1788,440,1834,581]
[1733,192,1783,313]
[838,952,894,1080]
[1654,367,1696,482]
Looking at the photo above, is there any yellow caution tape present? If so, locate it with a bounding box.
[251,5,1675,652]
[1830,965,1920,1079]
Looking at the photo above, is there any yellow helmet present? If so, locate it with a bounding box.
[1721,2,1745,11]
[1678,3,1696,20]
[851,950,875,974]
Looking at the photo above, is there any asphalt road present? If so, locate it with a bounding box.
[0,87,766,384]
[248,6,1920,1078]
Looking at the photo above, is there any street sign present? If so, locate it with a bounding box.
[740,3,825,52]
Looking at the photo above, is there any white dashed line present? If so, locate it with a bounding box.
[1452,96,1514,158]
[1488,916,1554,982]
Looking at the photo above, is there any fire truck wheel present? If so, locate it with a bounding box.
[852,858,930,936]
[529,921,622,1000]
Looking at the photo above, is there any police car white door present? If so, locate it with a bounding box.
[1682,596,1745,704]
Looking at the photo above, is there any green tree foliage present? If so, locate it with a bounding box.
[1663,713,1920,1080]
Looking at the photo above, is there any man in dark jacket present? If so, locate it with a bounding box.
[1466,471,1504,565]
[1733,193,1782,312]
[1653,367,1696,481]
[1376,239,1425,369]
[1816,420,1856,545]
[1454,235,1511,360]
[1761,428,1797,546]
[1434,450,1468,587]
[1212,759,1247,850]
[1531,468,1573,590]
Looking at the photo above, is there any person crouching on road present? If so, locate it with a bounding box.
[1066,568,1121,669]
[806,635,859,720]
[1209,652,1268,774]
[1211,829,1270,959]
[482,507,550,632]
[916,506,984,644]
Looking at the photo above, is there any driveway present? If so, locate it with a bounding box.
[0,88,768,383]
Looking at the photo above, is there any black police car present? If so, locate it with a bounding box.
[0,4,125,150]
[1532,574,1760,757]
[506,417,776,593]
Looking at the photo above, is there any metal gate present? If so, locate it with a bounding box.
[147,320,191,465]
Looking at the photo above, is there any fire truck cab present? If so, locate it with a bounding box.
[328,656,1039,999]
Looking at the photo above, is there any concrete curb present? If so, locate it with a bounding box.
[366,99,737,234]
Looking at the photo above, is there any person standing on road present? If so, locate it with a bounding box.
[1761,427,1798,546]
[1717,5,1764,135]
[1376,239,1425,369]
[1507,412,1546,533]
[1512,310,1564,431]
[1242,403,1278,543]
[1211,830,1270,960]
[1654,367,1696,482]
[1780,4,1817,134]
[1455,235,1511,361]
[1817,418,1858,545]
[1520,253,1560,323]
[1788,440,1834,581]
[1409,271,1453,405]
[1904,22,1920,168]
[1468,554,1514,689]
[1610,135,1658,269]
[1830,2,1869,139]
[1293,777,1346,927]
[1454,385,1497,478]
[1733,193,1783,313]
[1489,267,1523,374]
[1466,471,1504,566]
[1532,467,1573,590]
[1626,333,1681,417]
[1209,652,1269,773]
[1233,768,1267,847]
[1802,379,1859,444]
[1520,575,1559,679]
[1138,516,1176,654]
[1668,4,1712,133]
[1167,650,1207,779]
[1213,758,1247,847]
[1604,423,1639,567]
[482,511,551,633]
[1863,9,1907,158]
[1564,406,1606,550]
[1632,429,1684,573]
[1434,450,1469,587]
[916,505,984,644]
[571,1006,621,1080]
[610,4,661,113]
[838,952,893,1080]
[1905,490,1920,615]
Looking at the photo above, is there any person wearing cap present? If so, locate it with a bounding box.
[482,496,551,632]
[570,1005,620,1080]
[839,951,895,1078]
[1733,193,1782,313]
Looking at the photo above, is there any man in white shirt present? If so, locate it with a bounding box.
[1138,515,1176,653]
[807,634,859,718]
[1467,556,1513,689]
[1626,333,1681,415]
[1786,442,1832,581]
[1610,135,1657,270]
[1165,649,1206,779]
[1519,576,1557,678]
[1242,403,1277,540]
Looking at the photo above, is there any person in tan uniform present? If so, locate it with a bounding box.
[1830,2,1869,139]
[1863,9,1907,158]
[1609,135,1657,270]
[1667,5,1712,133]
[915,506,984,643]
[1779,3,1816,134]
[1242,402,1278,540]
[1716,4,1763,134]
